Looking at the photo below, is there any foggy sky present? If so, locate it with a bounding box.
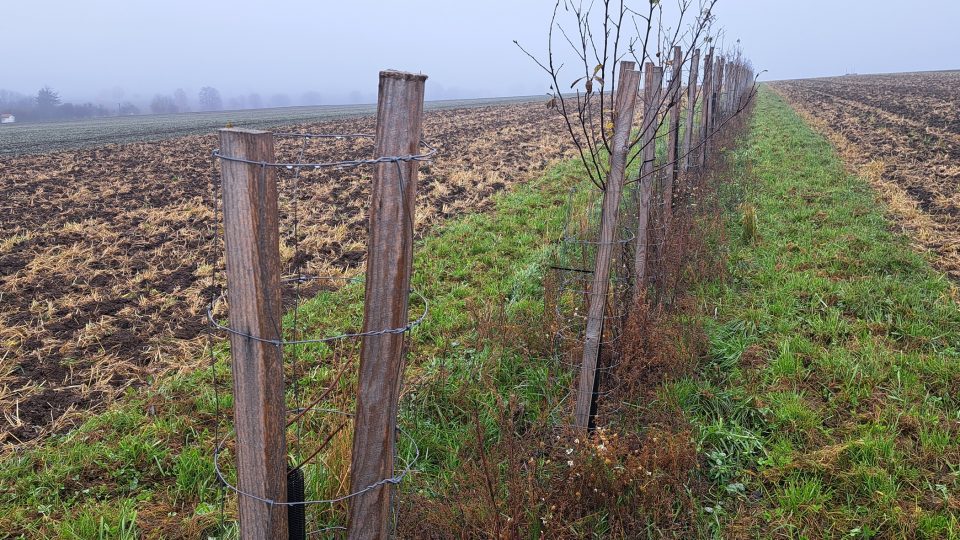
[3,0,957,105]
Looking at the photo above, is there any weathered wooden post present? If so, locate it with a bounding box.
[219,128,288,540]
[634,63,663,289]
[681,48,700,171]
[727,61,736,114]
[710,56,723,123]
[741,65,747,108]
[665,46,683,229]
[741,65,753,109]
[573,62,641,430]
[734,61,743,111]
[347,70,426,540]
[713,58,725,130]
[699,48,715,166]
[728,61,737,114]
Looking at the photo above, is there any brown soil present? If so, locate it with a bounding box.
[0,100,572,446]
[771,72,960,280]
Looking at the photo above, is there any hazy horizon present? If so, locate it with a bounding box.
[2,0,957,107]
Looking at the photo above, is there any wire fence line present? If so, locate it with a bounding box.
[201,58,755,537]
[547,56,757,431]
[207,101,433,538]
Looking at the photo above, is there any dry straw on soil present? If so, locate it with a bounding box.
[0,101,573,446]
[771,72,960,282]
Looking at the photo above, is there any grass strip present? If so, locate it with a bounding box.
[680,87,960,538]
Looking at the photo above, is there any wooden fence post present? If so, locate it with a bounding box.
[739,63,748,110]
[730,59,739,110]
[219,128,288,540]
[347,70,426,540]
[634,63,663,289]
[664,45,683,229]
[728,61,737,113]
[699,48,714,166]
[715,58,723,120]
[727,61,736,114]
[573,62,641,430]
[681,48,700,171]
[713,58,725,130]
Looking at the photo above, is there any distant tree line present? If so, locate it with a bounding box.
[0,84,363,123]
[0,87,111,121]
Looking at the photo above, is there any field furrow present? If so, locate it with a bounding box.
[773,72,960,280]
[0,100,573,445]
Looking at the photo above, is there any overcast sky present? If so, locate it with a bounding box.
[2,1,957,105]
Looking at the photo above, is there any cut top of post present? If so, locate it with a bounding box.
[219,127,269,135]
[380,70,428,83]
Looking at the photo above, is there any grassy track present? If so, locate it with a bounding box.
[684,88,960,537]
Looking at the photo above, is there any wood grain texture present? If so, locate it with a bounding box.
[635,63,663,288]
[665,46,683,229]
[347,70,426,540]
[724,61,733,114]
[682,49,701,171]
[219,128,288,540]
[574,62,641,430]
[725,62,734,114]
[700,48,715,166]
[713,58,726,131]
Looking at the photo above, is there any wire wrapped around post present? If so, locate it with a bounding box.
[207,95,434,537]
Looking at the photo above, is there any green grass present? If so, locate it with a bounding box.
[6,85,960,538]
[685,87,960,538]
[0,150,584,536]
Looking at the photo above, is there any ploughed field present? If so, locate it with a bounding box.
[772,71,960,278]
[0,100,571,445]
[0,95,543,156]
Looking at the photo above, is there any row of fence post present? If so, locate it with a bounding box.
[218,47,755,536]
[574,48,755,430]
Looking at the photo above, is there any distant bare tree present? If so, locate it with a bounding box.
[118,101,140,115]
[247,93,263,109]
[226,95,248,110]
[35,86,61,119]
[198,86,223,111]
[0,89,33,116]
[150,94,178,114]
[173,88,190,112]
[516,0,721,189]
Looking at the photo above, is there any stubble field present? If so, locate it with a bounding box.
[0,96,543,156]
[0,100,571,446]
[772,71,960,279]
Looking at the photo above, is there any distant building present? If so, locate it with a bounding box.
[0,114,14,124]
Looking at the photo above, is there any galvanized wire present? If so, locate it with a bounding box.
[212,136,436,170]
[205,288,428,345]
[208,130,434,536]
[212,408,420,507]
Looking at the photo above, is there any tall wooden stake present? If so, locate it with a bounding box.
[729,62,735,112]
[635,63,662,289]
[665,46,683,229]
[727,61,736,113]
[347,70,426,540]
[712,57,726,127]
[219,128,288,540]
[681,48,701,171]
[699,48,715,166]
[574,62,641,430]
